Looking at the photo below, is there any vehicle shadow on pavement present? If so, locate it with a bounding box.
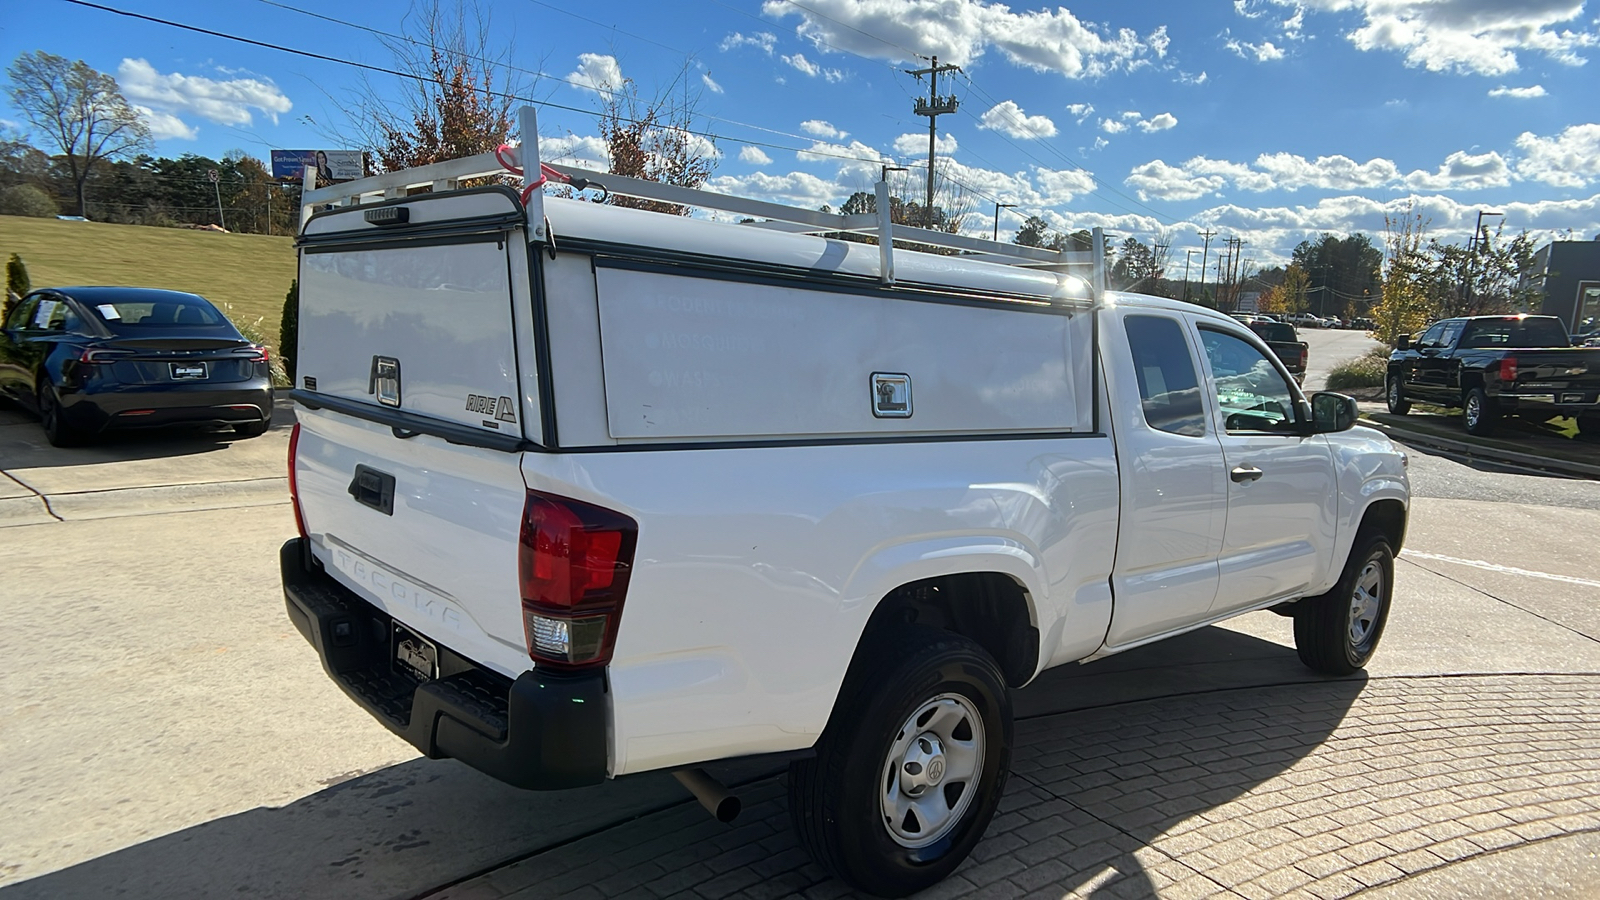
[0,392,296,470]
[0,626,1364,900]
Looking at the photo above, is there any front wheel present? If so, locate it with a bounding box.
[1463,386,1497,436]
[788,627,1012,897]
[1385,376,1411,415]
[1294,537,1394,675]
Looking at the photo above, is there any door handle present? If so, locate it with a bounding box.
[1230,465,1264,483]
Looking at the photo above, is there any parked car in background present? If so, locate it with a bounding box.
[1248,320,1309,383]
[0,287,274,446]
[1352,317,1376,332]
[1288,313,1323,328]
[1386,314,1600,436]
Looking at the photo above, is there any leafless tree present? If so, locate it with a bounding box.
[5,51,150,216]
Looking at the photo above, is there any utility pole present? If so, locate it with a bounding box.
[905,56,961,229]
[1464,210,1504,314]
[1182,249,1197,301]
[1228,238,1248,311]
[1197,228,1216,303]
[993,201,1016,242]
[208,168,226,231]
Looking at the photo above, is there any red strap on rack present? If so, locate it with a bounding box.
[497,144,570,205]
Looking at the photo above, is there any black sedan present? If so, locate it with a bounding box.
[0,286,274,446]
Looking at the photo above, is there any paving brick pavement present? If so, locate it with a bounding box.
[424,675,1600,900]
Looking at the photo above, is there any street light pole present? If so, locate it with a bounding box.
[1182,249,1197,301]
[992,202,1016,242]
[1464,210,1504,313]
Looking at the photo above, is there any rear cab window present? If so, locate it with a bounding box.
[1461,317,1570,349]
[1124,314,1206,437]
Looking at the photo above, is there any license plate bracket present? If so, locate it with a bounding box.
[170,362,208,380]
[392,621,438,683]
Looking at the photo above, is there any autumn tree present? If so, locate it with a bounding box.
[1371,205,1437,347]
[346,1,530,176]
[594,72,716,216]
[5,51,150,216]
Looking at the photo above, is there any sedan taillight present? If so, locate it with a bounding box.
[518,491,638,670]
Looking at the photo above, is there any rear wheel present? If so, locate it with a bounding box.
[233,421,271,438]
[1463,387,1497,436]
[1385,376,1410,415]
[789,627,1012,898]
[1294,536,1394,676]
[38,384,84,447]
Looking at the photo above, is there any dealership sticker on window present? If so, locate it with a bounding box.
[97,305,121,320]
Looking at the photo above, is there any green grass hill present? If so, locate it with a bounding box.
[0,215,296,351]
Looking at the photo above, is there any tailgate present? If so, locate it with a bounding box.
[292,189,540,676]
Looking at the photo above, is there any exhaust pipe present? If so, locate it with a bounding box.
[673,768,741,823]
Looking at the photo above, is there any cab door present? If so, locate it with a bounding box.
[1103,310,1228,648]
[1195,325,1336,611]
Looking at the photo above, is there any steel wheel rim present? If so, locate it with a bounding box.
[879,692,985,849]
[1348,560,1384,647]
[1465,394,1480,427]
[1388,380,1400,408]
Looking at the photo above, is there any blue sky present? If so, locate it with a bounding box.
[6,0,1600,266]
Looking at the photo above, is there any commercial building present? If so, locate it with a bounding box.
[1531,238,1600,337]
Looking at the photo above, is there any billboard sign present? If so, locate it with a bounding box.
[271,149,364,182]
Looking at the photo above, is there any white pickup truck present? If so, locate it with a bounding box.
[281,116,1408,898]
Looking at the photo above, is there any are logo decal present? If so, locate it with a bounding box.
[465,394,518,424]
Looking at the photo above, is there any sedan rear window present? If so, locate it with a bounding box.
[90,297,227,329]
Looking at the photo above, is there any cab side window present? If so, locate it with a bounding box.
[1199,328,1299,433]
[1124,314,1206,437]
[1417,322,1446,348]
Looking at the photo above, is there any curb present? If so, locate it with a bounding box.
[1362,417,1600,479]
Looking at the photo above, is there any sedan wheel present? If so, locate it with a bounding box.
[39,384,84,447]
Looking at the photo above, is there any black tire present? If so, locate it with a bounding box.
[1463,386,1497,436]
[789,626,1012,898]
[1385,376,1410,415]
[1294,536,1394,676]
[233,420,271,437]
[38,384,84,447]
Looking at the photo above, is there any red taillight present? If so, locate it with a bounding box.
[246,345,270,363]
[1300,346,1309,367]
[78,347,131,364]
[287,422,308,541]
[1499,357,1518,382]
[518,490,638,670]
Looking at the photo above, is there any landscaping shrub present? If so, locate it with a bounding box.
[4,253,29,323]
[0,184,58,218]
[280,279,298,385]
[1326,355,1387,390]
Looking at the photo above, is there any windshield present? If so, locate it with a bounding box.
[1250,322,1298,343]
[1460,317,1571,349]
[86,295,231,332]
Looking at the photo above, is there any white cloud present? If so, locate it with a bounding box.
[800,119,848,139]
[720,32,777,54]
[1515,123,1600,188]
[739,145,773,166]
[1179,70,1210,84]
[1138,113,1178,133]
[1065,103,1095,124]
[705,171,842,209]
[1091,137,1110,151]
[116,59,290,134]
[1121,110,1143,120]
[781,52,843,82]
[1100,118,1128,134]
[1123,147,1525,200]
[702,73,724,94]
[1404,150,1512,191]
[134,106,198,141]
[1225,38,1286,61]
[1489,84,1546,98]
[761,0,1169,78]
[567,53,624,96]
[978,100,1058,139]
[541,134,611,170]
[1260,0,1597,76]
[892,132,959,156]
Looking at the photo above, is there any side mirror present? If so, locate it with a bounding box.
[1310,392,1359,433]
[1396,334,1411,351]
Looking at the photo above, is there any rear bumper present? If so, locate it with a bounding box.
[63,380,273,432]
[280,538,608,790]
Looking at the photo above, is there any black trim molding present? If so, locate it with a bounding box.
[290,390,535,453]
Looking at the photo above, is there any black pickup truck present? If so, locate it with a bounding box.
[1247,320,1309,383]
[1386,314,1600,436]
